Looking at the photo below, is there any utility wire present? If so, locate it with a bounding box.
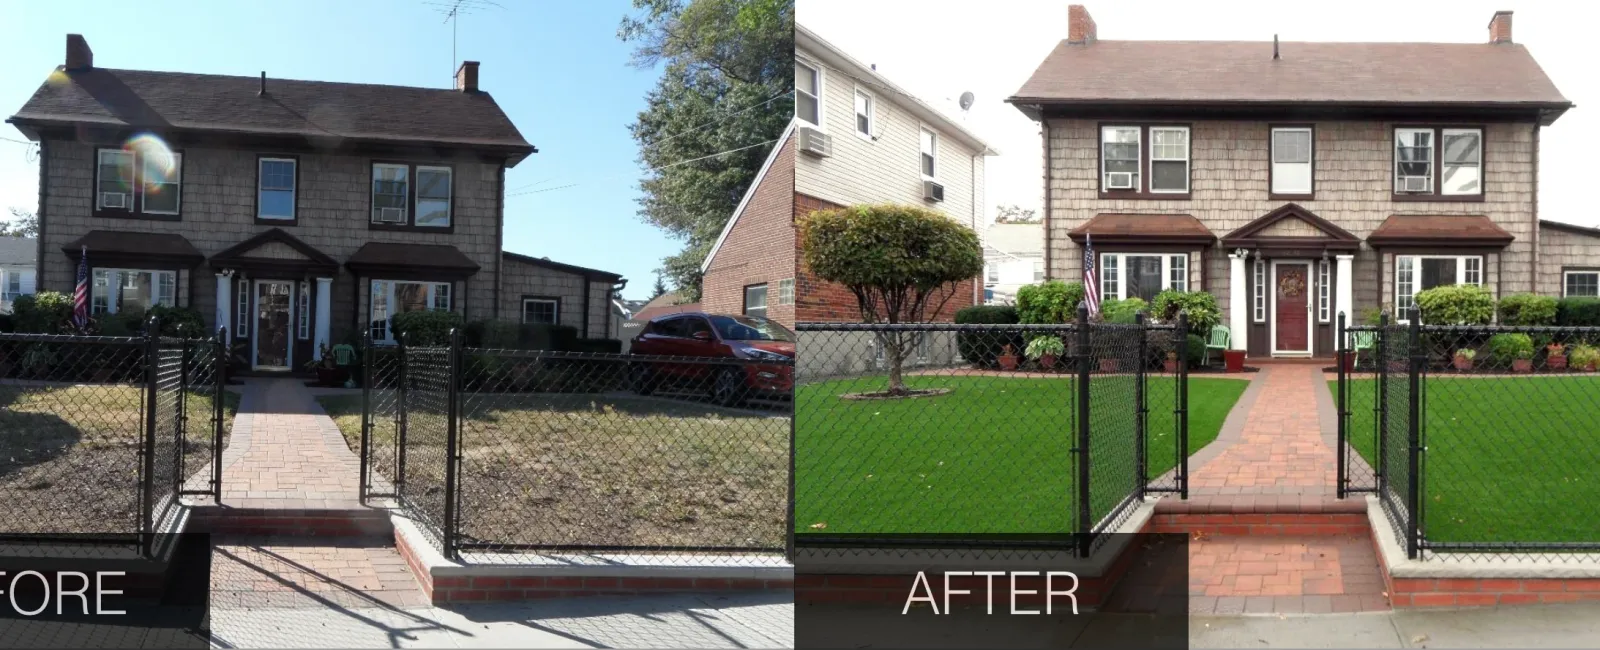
[504,138,780,199]
[648,88,793,147]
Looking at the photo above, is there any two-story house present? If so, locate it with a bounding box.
[1009,6,1598,359]
[7,35,624,371]
[698,22,998,328]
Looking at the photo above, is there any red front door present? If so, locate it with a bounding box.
[1274,263,1310,353]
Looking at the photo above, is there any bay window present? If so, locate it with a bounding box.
[369,279,452,342]
[1394,126,1483,198]
[1100,253,1190,303]
[91,268,176,315]
[96,148,183,218]
[1395,255,1483,319]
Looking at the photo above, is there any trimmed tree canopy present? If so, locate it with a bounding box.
[798,203,983,314]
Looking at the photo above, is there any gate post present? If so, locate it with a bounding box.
[1376,312,1389,495]
[1335,312,1347,499]
[1134,312,1148,498]
[396,332,409,495]
[359,334,372,503]
[1175,312,1189,500]
[1075,302,1092,557]
[442,327,463,560]
[1405,307,1424,559]
[141,316,160,554]
[213,327,226,498]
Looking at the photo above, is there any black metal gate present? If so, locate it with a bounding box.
[1335,311,1422,557]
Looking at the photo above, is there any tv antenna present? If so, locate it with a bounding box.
[427,0,504,86]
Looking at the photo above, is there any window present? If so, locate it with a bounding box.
[1100,253,1190,302]
[987,264,1000,283]
[1394,127,1483,197]
[1394,255,1483,319]
[237,277,249,334]
[1253,259,1266,323]
[521,298,559,325]
[1271,127,1313,196]
[1100,126,1141,191]
[743,284,768,317]
[258,157,297,221]
[854,89,873,138]
[372,164,409,224]
[1317,260,1331,323]
[371,163,453,228]
[297,281,311,340]
[96,148,182,217]
[777,278,795,305]
[415,166,453,227]
[1034,259,1046,283]
[1148,127,1190,193]
[796,61,820,125]
[1566,271,1600,298]
[90,268,176,315]
[369,280,452,342]
[920,128,938,178]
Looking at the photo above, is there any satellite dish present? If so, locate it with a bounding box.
[959,91,975,111]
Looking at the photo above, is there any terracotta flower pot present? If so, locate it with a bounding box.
[998,352,1019,371]
[1452,355,1474,372]
[1547,354,1568,371]
[1388,360,1408,373]
[1512,358,1533,373]
[1099,358,1120,373]
[1039,354,1058,370]
[1163,359,1178,373]
[1223,350,1246,373]
[1339,351,1357,373]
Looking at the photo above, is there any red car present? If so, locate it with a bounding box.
[627,312,795,405]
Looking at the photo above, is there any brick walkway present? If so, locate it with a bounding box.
[211,537,427,609]
[1189,364,1337,500]
[1187,535,1388,613]
[219,378,363,508]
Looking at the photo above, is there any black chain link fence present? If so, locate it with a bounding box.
[0,323,227,553]
[362,331,792,563]
[794,310,1189,557]
[1339,310,1600,561]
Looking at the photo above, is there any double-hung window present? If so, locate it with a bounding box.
[1100,253,1189,303]
[854,89,874,138]
[371,163,453,228]
[1271,127,1313,196]
[258,157,297,221]
[744,284,768,317]
[1394,255,1483,319]
[91,268,176,315]
[96,148,183,217]
[369,280,452,342]
[920,128,938,178]
[1148,127,1190,193]
[521,298,560,325]
[1394,127,1483,198]
[1101,126,1141,192]
[795,60,821,125]
[1564,271,1599,298]
[1101,125,1190,195]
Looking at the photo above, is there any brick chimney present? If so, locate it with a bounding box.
[1489,10,1513,44]
[1068,5,1097,45]
[455,60,479,92]
[65,34,93,70]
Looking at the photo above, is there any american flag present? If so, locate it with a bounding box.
[1082,234,1100,317]
[72,246,89,330]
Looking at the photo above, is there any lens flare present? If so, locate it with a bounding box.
[123,133,177,190]
[45,69,71,87]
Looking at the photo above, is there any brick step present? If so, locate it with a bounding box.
[1184,533,1391,613]
[190,506,394,538]
[1150,512,1371,537]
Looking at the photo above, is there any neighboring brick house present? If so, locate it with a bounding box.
[7,35,623,371]
[700,22,998,329]
[1009,6,1593,359]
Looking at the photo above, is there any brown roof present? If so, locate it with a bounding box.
[1367,214,1514,247]
[1010,40,1570,120]
[345,242,480,277]
[503,251,623,282]
[9,67,534,158]
[63,230,203,266]
[1067,213,1215,244]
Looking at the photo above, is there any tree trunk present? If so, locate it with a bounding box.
[882,331,908,395]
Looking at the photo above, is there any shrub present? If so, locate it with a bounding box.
[11,291,73,333]
[1557,297,1600,327]
[1101,297,1147,324]
[1024,336,1065,360]
[1186,333,1206,367]
[1151,290,1222,335]
[1497,293,1559,326]
[1359,307,1385,326]
[1570,344,1600,369]
[1414,285,1494,325]
[569,338,623,354]
[464,320,522,348]
[519,323,580,350]
[954,305,1022,366]
[392,310,464,346]
[148,305,206,337]
[1015,281,1085,324]
[0,313,12,333]
[1488,333,1535,361]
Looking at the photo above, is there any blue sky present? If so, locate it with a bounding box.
[0,0,687,299]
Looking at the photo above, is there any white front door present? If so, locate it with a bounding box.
[1269,260,1314,357]
[252,280,294,370]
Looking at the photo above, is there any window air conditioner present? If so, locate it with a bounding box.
[1400,176,1430,193]
[99,192,129,209]
[1105,172,1135,190]
[923,180,945,202]
[376,207,407,223]
[798,125,832,158]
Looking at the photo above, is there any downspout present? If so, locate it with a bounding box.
[1531,123,1540,295]
[581,278,592,338]
[493,163,506,319]
[1041,120,1052,281]
[34,140,47,290]
[972,151,980,306]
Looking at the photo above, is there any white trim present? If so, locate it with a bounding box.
[1228,250,1248,351]
[521,297,560,325]
[1252,259,1266,323]
[1269,260,1314,357]
[852,85,876,141]
[919,125,938,180]
[1316,259,1331,323]
[1394,127,1435,194]
[1440,127,1483,196]
[314,276,332,359]
[795,56,824,129]
[251,279,294,371]
[140,152,182,215]
[699,120,799,273]
[1563,270,1600,298]
[1335,254,1354,336]
[1393,254,1484,321]
[369,279,453,343]
[257,157,297,220]
[415,165,453,227]
[1147,126,1190,194]
[1101,252,1187,301]
[1100,125,1140,192]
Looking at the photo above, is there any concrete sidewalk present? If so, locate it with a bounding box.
[1192,602,1600,648]
[209,591,793,648]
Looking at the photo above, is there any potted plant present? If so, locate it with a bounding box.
[1025,337,1065,370]
[1571,344,1600,372]
[304,342,346,386]
[1490,333,1535,373]
[1164,350,1179,373]
[1452,348,1476,372]
[1546,342,1569,371]
[998,344,1020,371]
[1222,349,1246,373]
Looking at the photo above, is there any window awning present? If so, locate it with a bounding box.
[1067,213,1216,245]
[62,230,205,269]
[345,242,481,280]
[1367,214,1514,248]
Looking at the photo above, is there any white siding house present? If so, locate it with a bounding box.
[0,237,37,314]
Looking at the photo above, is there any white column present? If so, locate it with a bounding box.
[214,270,233,344]
[1335,254,1355,335]
[1228,249,1248,350]
[314,277,333,360]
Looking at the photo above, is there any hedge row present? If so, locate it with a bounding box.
[1416,286,1600,327]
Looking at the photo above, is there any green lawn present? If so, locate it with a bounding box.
[795,374,1249,534]
[1335,376,1600,545]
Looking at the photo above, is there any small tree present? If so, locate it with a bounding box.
[800,204,983,395]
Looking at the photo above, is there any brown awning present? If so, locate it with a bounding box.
[63,230,204,269]
[345,242,481,280]
[1367,215,1515,248]
[1067,213,1216,245]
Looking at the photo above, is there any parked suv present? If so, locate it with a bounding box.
[627,312,795,405]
